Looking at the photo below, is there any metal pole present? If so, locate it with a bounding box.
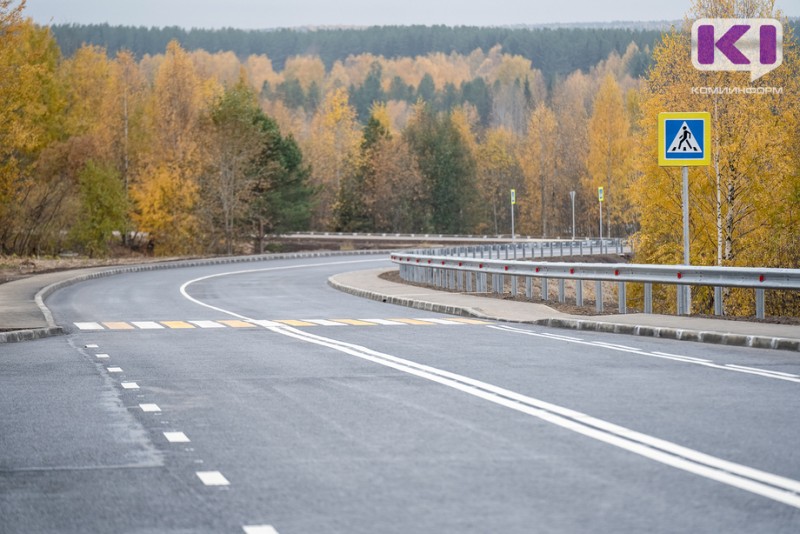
[570,190,576,241]
[599,200,603,254]
[682,165,691,315]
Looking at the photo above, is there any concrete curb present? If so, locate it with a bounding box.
[328,276,800,352]
[3,249,390,344]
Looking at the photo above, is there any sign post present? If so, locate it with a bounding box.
[658,111,711,315]
[510,189,516,241]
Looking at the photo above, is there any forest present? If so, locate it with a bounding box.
[1,0,798,316]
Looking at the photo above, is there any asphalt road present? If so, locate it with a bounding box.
[2,255,800,533]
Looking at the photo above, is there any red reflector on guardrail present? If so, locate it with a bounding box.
[614,270,620,276]
[504,266,509,271]
[759,275,765,282]
[569,268,574,274]
[677,272,682,279]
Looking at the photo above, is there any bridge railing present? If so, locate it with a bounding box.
[390,241,800,319]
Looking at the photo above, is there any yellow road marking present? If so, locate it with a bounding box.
[275,319,317,327]
[217,320,256,328]
[102,322,134,330]
[161,321,195,329]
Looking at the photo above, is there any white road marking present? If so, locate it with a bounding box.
[416,318,464,325]
[493,325,800,384]
[85,344,99,348]
[95,353,110,359]
[303,319,346,326]
[139,403,161,412]
[243,526,280,534]
[180,261,800,509]
[75,322,104,330]
[538,332,583,341]
[189,320,226,328]
[651,351,712,363]
[107,366,123,373]
[196,471,230,486]
[131,321,164,329]
[163,431,190,443]
[725,364,799,378]
[248,319,285,328]
[121,382,139,389]
[360,318,407,326]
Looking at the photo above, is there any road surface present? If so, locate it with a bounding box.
[2,255,799,533]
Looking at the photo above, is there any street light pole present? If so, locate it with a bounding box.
[569,190,576,240]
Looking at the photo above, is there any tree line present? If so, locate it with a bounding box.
[48,22,661,84]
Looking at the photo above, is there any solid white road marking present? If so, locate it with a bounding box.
[75,322,104,330]
[139,403,161,412]
[131,321,164,329]
[493,325,800,384]
[242,526,280,534]
[163,431,190,443]
[725,364,799,378]
[121,382,139,389]
[196,471,230,486]
[107,366,123,373]
[180,261,800,509]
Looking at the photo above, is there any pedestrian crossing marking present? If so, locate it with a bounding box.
[331,319,377,326]
[103,321,135,330]
[275,319,317,327]
[73,317,492,331]
[390,318,436,325]
[161,321,195,329]
[189,320,225,329]
[218,319,256,328]
[446,318,491,324]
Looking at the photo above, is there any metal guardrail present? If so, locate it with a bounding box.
[390,242,800,320]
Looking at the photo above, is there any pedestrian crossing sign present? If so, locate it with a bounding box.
[658,112,711,166]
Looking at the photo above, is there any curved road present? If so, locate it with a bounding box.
[2,254,799,533]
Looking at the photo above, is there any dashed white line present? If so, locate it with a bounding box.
[303,319,346,326]
[248,319,284,328]
[85,344,99,348]
[196,471,230,486]
[107,366,123,373]
[121,382,139,389]
[95,353,110,359]
[242,526,280,534]
[139,403,161,412]
[163,431,190,443]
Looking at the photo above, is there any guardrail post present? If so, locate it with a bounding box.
[644,283,652,314]
[512,275,518,297]
[558,279,565,303]
[526,277,532,299]
[590,241,593,255]
[618,282,627,314]
[714,286,723,315]
[755,288,765,319]
[542,278,549,301]
[596,281,603,312]
[576,280,583,306]
[560,242,564,257]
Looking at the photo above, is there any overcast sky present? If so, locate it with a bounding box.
[25,0,799,29]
